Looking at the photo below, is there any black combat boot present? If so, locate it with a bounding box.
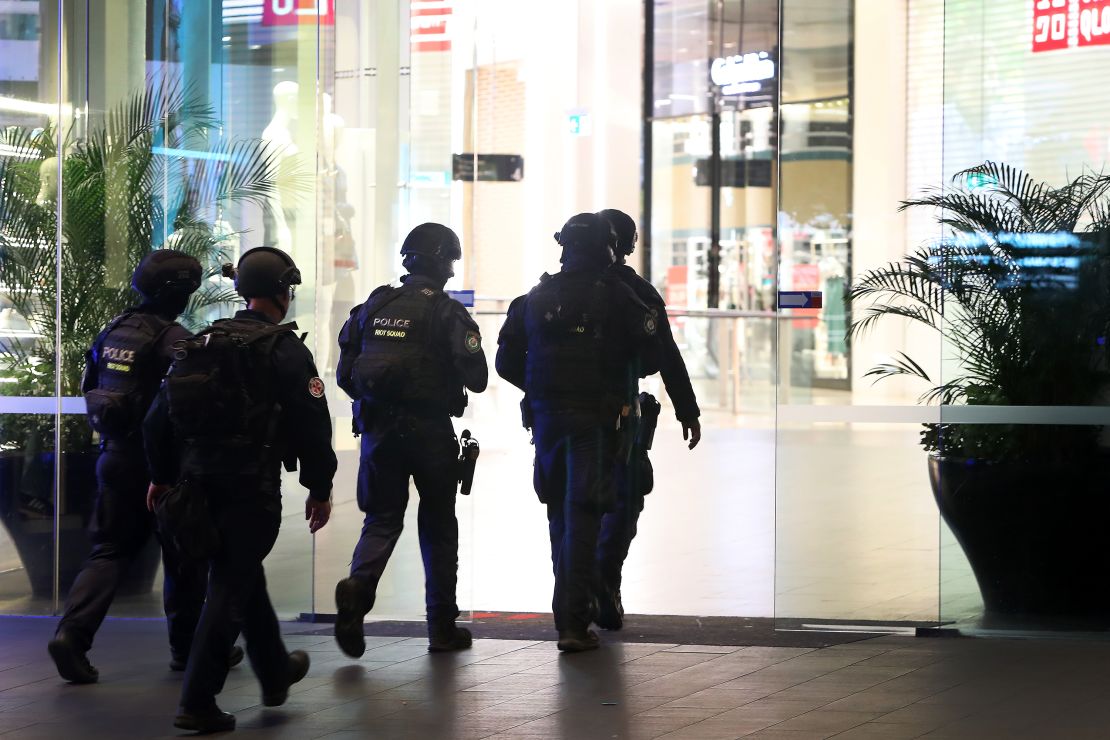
[174,706,236,733]
[262,650,311,707]
[334,577,374,658]
[428,623,473,653]
[47,632,99,684]
[557,628,600,653]
[595,587,624,631]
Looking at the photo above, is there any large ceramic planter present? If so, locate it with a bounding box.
[0,449,161,599]
[929,455,1110,628]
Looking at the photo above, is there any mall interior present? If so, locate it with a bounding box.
[4,0,1110,737]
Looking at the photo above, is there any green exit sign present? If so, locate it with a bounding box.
[568,112,591,136]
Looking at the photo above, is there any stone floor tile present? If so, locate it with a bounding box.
[772,710,881,734]
[662,687,771,710]
[827,722,934,739]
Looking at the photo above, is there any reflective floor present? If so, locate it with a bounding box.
[0,405,979,626]
[0,368,982,625]
[4,616,1110,739]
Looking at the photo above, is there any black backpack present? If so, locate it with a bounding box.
[163,319,296,446]
[82,312,175,439]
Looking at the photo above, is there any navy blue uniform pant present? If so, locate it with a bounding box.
[533,413,618,633]
[596,454,647,597]
[56,448,206,660]
[180,485,287,713]
[349,412,460,626]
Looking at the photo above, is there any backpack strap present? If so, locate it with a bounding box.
[356,286,408,331]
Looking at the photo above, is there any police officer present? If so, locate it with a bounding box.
[47,250,230,684]
[594,208,702,631]
[496,213,657,653]
[144,246,337,733]
[333,223,487,657]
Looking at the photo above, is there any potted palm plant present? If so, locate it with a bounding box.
[0,80,281,598]
[848,162,1110,627]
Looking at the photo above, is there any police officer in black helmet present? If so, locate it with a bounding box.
[496,213,657,653]
[333,223,487,657]
[48,250,234,684]
[144,246,337,733]
[594,208,701,631]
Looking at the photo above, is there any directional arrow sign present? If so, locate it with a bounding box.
[777,291,823,309]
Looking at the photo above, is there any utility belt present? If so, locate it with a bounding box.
[100,437,143,454]
[352,397,451,436]
[523,395,626,427]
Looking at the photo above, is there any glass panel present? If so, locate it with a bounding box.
[775,0,943,631]
[12,0,326,621]
[313,0,476,624]
[213,1,330,620]
[0,0,58,615]
[936,0,1110,632]
[651,116,713,306]
[654,0,711,119]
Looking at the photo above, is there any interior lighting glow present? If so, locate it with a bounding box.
[0,97,72,118]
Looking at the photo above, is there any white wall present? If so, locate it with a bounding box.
[454,0,644,298]
[852,0,915,403]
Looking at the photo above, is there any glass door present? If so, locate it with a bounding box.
[773,0,945,633]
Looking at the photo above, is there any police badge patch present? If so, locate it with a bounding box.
[308,377,325,398]
[644,316,657,335]
[465,330,482,353]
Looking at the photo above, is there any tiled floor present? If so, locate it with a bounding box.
[4,616,1110,738]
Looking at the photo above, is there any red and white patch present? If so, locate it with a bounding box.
[308,377,325,398]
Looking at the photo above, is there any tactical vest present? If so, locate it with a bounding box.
[350,284,464,415]
[523,272,626,412]
[83,311,174,441]
[164,318,295,475]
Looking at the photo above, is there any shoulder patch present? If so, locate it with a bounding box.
[644,315,658,336]
[464,330,482,354]
[421,288,436,297]
[308,377,326,398]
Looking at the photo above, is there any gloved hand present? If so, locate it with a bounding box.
[682,419,702,450]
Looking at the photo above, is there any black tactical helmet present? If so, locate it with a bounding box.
[225,246,302,299]
[597,208,638,257]
[132,249,202,303]
[400,223,462,262]
[554,213,614,266]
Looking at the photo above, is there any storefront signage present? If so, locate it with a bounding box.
[412,0,451,53]
[710,51,775,96]
[1033,0,1110,53]
[262,0,333,26]
[451,154,524,182]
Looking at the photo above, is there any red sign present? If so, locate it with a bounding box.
[665,265,688,308]
[1033,0,1069,53]
[789,264,820,329]
[1033,0,1110,52]
[1078,0,1110,47]
[262,0,334,27]
[412,1,451,53]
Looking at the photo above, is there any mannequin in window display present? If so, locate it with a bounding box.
[595,209,702,631]
[319,92,358,374]
[262,81,301,253]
